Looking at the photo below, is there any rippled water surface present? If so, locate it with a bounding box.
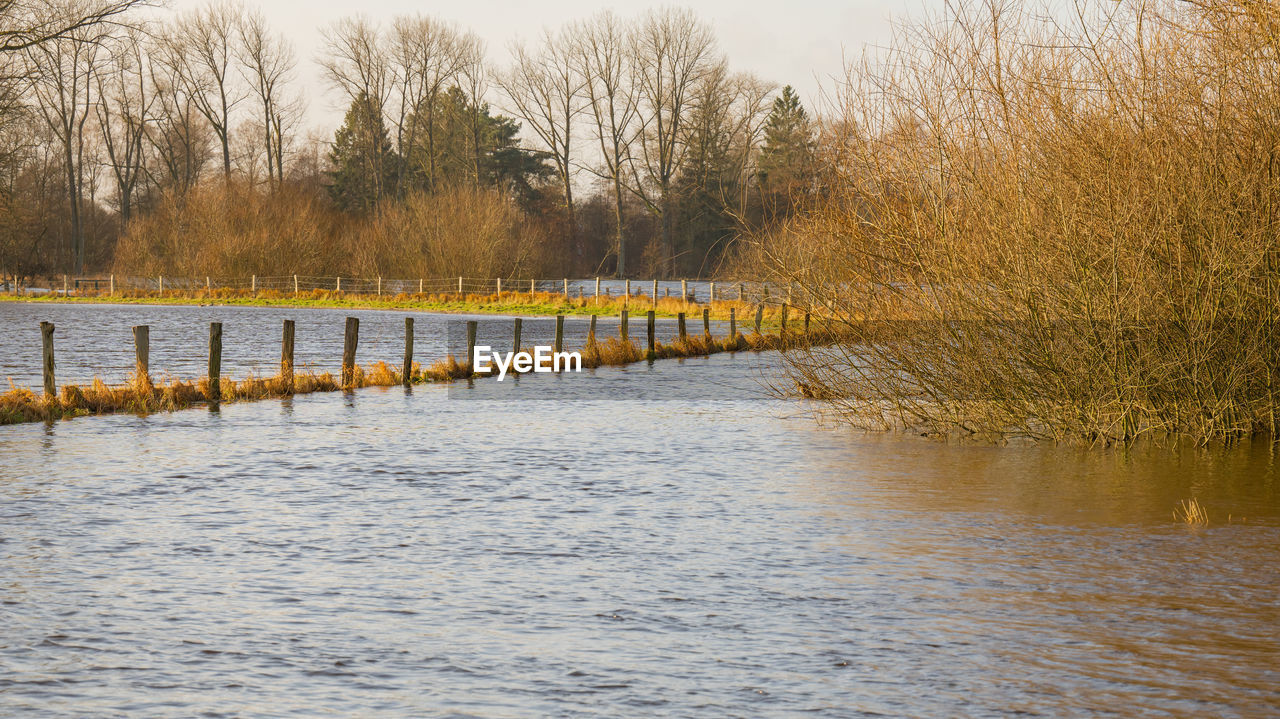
[2,303,1279,717]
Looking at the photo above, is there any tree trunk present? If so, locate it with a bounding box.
[613,172,626,277]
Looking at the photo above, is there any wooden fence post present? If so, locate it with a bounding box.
[738,282,745,301]
[62,275,67,296]
[624,279,631,307]
[729,308,736,340]
[512,317,522,356]
[403,317,414,386]
[206,276,210,292]
[133,325,150,386]
[281,319,295,390]
[554,315,564,353]
[647,310,656,356]
[709,281,715,303]
[294,274,299,295]
[208,322,222,401]
[530,278,535,295]
[702,308,711,340]
[595,277,600,299]
[620,309,629,341]
[341,317,358,387]
[496,277,502,298]
[419,278,424,294]
[755,303,763,334]
[588,314,597,346]
[251,274,256,293]
[336,276,341,293]
[651,279,658,307]
[677,312,687,342]
[563,278,569,299]
[377,277,382,296]
[40,321,55,397]
[465,320,478,375]
[109,274,115,296]
[458,276,464,294]
[158,275,163,294]
[681,279,688,304]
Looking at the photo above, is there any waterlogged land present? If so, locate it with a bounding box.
[0,341,1277,716]
[0,302,817,424]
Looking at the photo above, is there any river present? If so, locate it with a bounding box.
[1,303,1277,716]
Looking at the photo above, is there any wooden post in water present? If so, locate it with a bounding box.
[729,308,737,341]
[208,322,222,401]
[554,315,564,354]
[281,319,295,390]
[40,321,55,397]
[133,325,150,386]
[646,311,656,355]
[465,321,478,373]
[620,310,629,341]
[702,308,711,340]
[512,318,522,355]
[755,303,763,334]
[738,282,745,301]
[402,317,414,386]
[677,312,687,342]
[341,317,359,387]
[588,314,597,347]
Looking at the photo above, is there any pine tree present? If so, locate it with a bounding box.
[756,85,814,220]
[327,93,397,213]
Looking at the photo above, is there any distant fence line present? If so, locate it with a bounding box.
[9,274,811,305]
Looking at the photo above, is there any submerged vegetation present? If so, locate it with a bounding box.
[737,0,1280,445]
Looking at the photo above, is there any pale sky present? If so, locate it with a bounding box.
[161,0,939,132]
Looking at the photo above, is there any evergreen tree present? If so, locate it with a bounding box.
[756,85,815,220]
[327,93,397,213]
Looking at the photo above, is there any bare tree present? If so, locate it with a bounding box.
[95,28,153,224]
[24,20,106,273]
[386,15,472,193]
[629,8,721,274]
[145,38,212,197]
[571,10,639,277]
[457,35,487,187]
[1,0,146,54]
[496,27,586,247]
[159,0,245,180]
[237,7,301,189]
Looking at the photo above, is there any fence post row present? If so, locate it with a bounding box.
[341,317,359,387]
[208,322,222,401]
[40,321,55,398]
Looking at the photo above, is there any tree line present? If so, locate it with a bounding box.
[0,1,817,281]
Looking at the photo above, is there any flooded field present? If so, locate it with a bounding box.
[1,304,1278,716]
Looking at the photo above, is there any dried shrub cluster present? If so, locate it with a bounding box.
[744,0,1280,444]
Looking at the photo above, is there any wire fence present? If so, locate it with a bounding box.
[8,274,809,305]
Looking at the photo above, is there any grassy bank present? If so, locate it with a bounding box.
[0,288,786,324]
[0,324,835,426]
